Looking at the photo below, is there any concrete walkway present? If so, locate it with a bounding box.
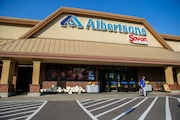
[1,91,179,101]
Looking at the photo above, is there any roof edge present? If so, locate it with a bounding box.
[142,20,173,51]
[160,34,180,41]
[61,7,145,23]
[1,51,180,66]
[19,7,64,39]
[0,16,41,26]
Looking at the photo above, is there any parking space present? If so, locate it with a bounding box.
[0,93,179,120]
[0,101,47,120]
[77,96,180,120]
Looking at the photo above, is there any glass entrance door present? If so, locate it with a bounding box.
[99,66,138,92]
[16,67,32,94]
[109,72,117,91]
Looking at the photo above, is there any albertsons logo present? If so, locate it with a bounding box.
[60,14,147,37]
[60,15,83,28]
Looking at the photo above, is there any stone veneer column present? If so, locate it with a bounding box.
[0,59,15,97]
[164,66,174,84]
[27,60,41,96]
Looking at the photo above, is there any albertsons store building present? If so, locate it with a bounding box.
[0,7,180,97]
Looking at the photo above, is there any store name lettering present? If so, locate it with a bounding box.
[60,15,147,36]
[129,34,148,45]
[86,19,146,36]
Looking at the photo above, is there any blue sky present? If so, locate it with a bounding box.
[0,0,180,36]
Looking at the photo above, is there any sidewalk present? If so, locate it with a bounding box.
[1,91,179,101]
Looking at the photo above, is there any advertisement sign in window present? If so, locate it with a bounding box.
[46,64,95,81]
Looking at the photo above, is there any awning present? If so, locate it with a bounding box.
[0,38,180,65]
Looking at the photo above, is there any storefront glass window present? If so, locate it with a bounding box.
[46,64,95,81]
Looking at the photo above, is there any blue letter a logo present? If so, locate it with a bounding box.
[60,15,83,29]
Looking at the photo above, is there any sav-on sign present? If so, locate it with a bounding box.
[129,34,148,45]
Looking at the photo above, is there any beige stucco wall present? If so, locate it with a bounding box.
[166,41,180,52]
[0,24,32,39]
[33,14,163,48]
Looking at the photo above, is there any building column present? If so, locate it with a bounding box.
[12,62,19,91]
[164,66,174,85]
[27,60,41,96]
[176,68,180,85]
[0,59,16,97]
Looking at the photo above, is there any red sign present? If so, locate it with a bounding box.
[129,34,148,45]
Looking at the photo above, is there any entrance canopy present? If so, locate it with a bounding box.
[0,38,180,66]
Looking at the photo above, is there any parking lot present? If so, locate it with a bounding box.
[77,96,180,120]
[0,92,180,120]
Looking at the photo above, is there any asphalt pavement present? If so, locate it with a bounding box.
[0,91,180,120]
[1,91,178,101]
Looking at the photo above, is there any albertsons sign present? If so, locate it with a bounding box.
[60,15,148,45]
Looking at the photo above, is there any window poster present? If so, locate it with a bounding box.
[46,64,95,81]
[109,73,114,80]
[88,70,95,80]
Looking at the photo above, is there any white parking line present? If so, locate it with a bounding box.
[0,102,18,107]
[85,99,114,108]
[8,115,30,120]
[138,97,158,120]
[0,102,28,108]
[26,101,47,120]
[0,106,39,114]
[0,101,47,120]
[165,96,172,120]
[0,101,43,109]
[79,99,91,103]
[82,99,103,105]
[0,102,43,111]
[0,101,42,105]
[76,100,98,120]
[112,97,148,120]
[177,98,180,103]
[0,110,35,119]
[89,98,126,112]
[95,98,137,118]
